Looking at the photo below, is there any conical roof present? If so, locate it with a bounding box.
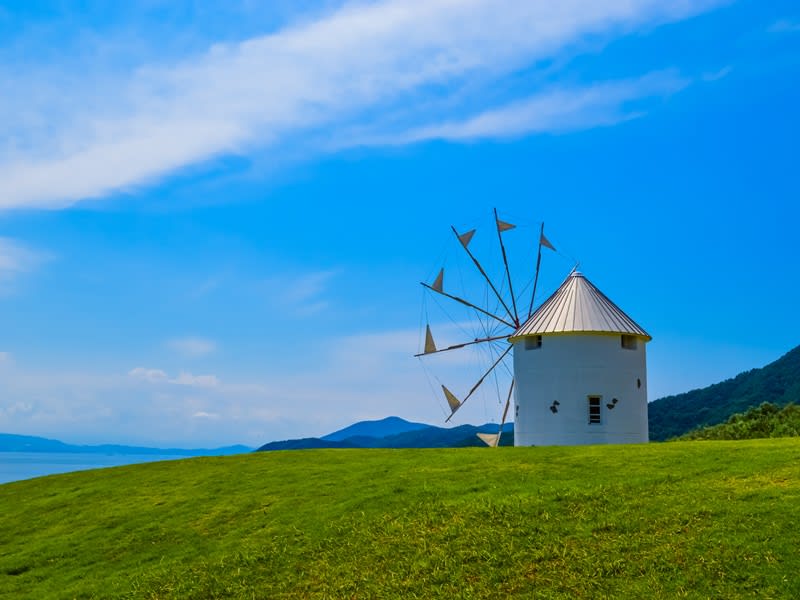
[511,271,651,341]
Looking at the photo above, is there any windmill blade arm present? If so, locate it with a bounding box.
[445,345,512,423]
[495,378,515,446]
[527,223,545,319]
[477,379,515,447]
[500,379,514,426]
[414,334,509,357]
[420,283,515,329]
[493,208,519,325]
[450,226,518,326]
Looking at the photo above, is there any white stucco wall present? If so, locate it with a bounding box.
[512,334,648,446]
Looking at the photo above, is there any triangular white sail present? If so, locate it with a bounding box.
[432,269,444,293]
[457,229,476,248]
[477,432,500,447]
[441,385,461,413]
[424,325,437,354]
[496,219,515,233]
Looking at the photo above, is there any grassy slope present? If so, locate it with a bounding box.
[1,441,799,599]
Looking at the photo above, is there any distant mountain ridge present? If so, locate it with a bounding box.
[258,418,514,451]
[321,416,430,441]
[649,344,800,441]
[0,433,251,456]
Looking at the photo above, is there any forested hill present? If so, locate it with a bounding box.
[677,402,800,441]
[649,344,800,441]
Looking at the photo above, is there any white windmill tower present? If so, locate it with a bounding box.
[417,211,651,446]
[510,271,651,446]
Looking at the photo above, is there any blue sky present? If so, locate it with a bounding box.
[0,0,798,447]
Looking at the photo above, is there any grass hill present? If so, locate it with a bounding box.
[678,402,800,441]
[1,440,798,598]
[649,344,800,440]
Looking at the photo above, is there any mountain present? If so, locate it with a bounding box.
[649,344,800,441]
[0,433,251,456]
[357,422,515,448]
[257,438,360,451]
[321,416,430,442]
[257,421,514,451]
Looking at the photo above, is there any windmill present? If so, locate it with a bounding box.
[416,209,556,447]
[417,211,652,447]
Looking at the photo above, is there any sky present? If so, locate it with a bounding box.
[0,0,798,448]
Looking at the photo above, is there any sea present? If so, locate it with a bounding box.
[0,452,188,485]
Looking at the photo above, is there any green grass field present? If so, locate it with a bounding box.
[1,440,799,599]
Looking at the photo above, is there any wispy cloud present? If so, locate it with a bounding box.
[0,0,726,210]
[128,367,169,383]
[129,367,219,388]
[192,411,220,419]
[167,337,217,358]
[0,237,43,277]
[171,372,220,388]
[768,19,800,33]
[701,66,733,82]
[265,268,339,317]
[0,237,47,294]
[377,71,689,143]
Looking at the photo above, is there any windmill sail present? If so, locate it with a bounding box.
[424,325,437,354]
[457,229,476,248]
[432,269,444,293]
[496,219,516,233]
[441,385,461,414]
[477,432,500,447]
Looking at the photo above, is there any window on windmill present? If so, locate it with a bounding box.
[621,335,638,350]
[588,396,602,424]
[525,335,542,350]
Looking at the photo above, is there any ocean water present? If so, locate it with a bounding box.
[0,452,187,485]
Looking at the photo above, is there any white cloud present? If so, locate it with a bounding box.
[171,372,220,388]
[129,366,219,388]
[167,337,217,357]
[128,367,169,383]
[192,411,220,419]
[0,0,726,209]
